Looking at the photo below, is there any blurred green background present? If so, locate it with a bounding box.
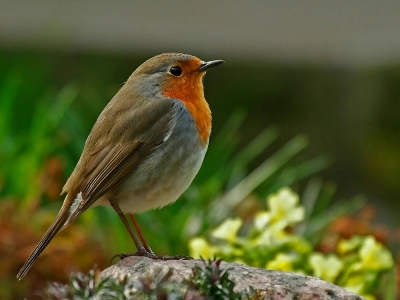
[1,1,400,299]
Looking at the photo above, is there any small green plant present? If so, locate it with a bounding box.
[38,260,262,299]
[188,187,394,300]
[189,259,241,299]
[38,268,136,299]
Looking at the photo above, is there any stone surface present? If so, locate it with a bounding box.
[101,256,365,300]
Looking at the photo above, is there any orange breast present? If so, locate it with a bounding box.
[162,75,211,145]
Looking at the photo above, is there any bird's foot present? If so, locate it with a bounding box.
[110,250,154,262]
[111,251,192,263]
[157,254,193,260]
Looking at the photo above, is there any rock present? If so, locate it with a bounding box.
[101,256,364,299]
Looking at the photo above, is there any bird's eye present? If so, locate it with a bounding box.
[169,66,182,77]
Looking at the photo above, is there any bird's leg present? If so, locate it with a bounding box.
[110,203,192,262]
[128,214,192,261]
[129,214,154,254]
[111,203,157,260]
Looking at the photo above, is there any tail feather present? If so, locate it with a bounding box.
[16,193,75,280]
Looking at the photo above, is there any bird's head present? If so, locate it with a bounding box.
[128,53,224,144]
[130,53,223,101]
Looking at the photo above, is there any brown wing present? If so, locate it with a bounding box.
[66,100,176,224]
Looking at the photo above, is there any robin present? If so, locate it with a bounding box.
[17,53,224,280]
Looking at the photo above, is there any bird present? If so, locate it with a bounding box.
[17,53,224,280]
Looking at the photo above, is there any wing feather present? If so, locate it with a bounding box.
[65,100,176,224]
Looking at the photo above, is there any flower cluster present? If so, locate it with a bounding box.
[188,187,393,300]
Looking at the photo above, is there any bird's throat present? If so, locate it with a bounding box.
[162,79,211,145]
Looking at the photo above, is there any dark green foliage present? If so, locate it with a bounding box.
[188,259,241,300]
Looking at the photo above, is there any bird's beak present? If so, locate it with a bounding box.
[198,60,224,72]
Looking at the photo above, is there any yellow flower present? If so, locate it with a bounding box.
[356,236,393,271]
[253,188,305,246]
[309,253,343,282]
[254,211,270,231]
[188,237,217,259]
[266,253,296,272]
[343,275,370,299]
[267,187,305,228]
[337,236,363,254]
[211,218,243,243]
[288,236,312,254]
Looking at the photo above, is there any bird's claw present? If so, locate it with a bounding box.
[110,251,193,264]
[158,254,193,260]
